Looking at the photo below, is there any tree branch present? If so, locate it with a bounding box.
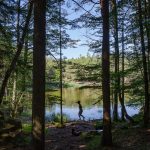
[0,1,33,105]
[72,0,95,17]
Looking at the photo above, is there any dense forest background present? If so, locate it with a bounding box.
[0,0,149,149]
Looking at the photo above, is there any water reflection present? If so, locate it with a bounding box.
[62,87,101,106]
[45,104,139,121]
[45,88,139,121]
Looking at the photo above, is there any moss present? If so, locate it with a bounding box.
[22,123,32,134]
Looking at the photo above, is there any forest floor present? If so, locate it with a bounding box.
[0,120,150,150]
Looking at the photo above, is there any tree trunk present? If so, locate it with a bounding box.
[16,0,21,44]
[0,1,33,105]
[22,36,29,92]
[59,1,63,125]
[137,0,150,127]
[119,17,134,123]
[131,22,143,76]
[100,0,112,146]
[10,0,20,119]
[119,97,134,123]
[32,0,46,149]
[112,0,119,121]
[11,74,17,118]
[121,19,125,121]
[144,0,150,112]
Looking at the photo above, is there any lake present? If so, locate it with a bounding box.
[45,87,140,121]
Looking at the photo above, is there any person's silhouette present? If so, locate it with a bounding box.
[76,101,85,120]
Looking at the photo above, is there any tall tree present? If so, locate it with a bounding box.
[111,0,119,121]
[120,13,125,120]
[0,1,33,105]
[58,0,63,126]
[100,0,112,146]
[137,0,149,127]
[144,0,150,99]
[32,0,46,149]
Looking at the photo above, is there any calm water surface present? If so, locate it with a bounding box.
[45,88,139,121]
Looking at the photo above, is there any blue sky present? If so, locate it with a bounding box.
[63,28,91,59]
[63,45,90,59]
[61,1,96,59]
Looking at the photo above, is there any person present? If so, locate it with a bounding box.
[76,101,85,120]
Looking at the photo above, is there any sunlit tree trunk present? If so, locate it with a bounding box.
[11,74,17,118]
[32,0,46,149]
[100,0,112,146]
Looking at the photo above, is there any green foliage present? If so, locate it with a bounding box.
[132,112,143,124]
[11,135,31,146]
[112,120,130,129]
[63,82,78,88]
[94,120,103,130]
[22,123,32,134]
[21,111,32,117]
[45,55,101,91]
[86,135,101,150]
[53,122,66,128]
[22,123,48,134]
[63,56,101,83]
[49,113,69,123]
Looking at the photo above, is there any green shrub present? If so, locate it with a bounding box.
[22,123,32,134]
[21,111,32,117]
[23,123,49,134]
[50,113,69,123]
[14,136,31,146]
[132,112,143,123]
[94,120,103,130]
[87,135,101,150]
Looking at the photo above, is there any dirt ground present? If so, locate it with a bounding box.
[0,121,95,150]
[0,121,150,150]
[45,121,95,150]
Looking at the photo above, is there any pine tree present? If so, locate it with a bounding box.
[32,0,46,149]
[101,0,112,146]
